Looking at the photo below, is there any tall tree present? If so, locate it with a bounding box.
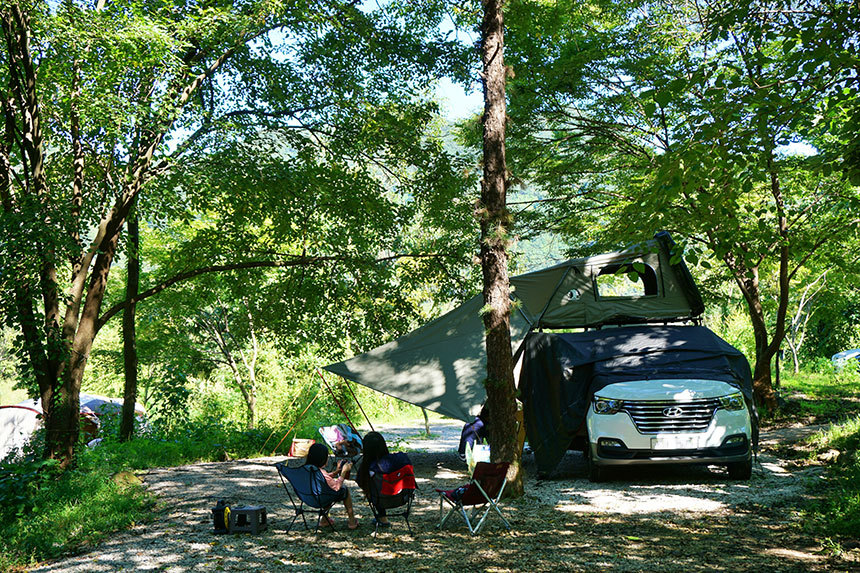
[120,204,140,441]
[191,298,261,430]
[0,0,468,465]
[478,0,523,495]
[503,0,860,409]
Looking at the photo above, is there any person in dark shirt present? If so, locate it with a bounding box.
[357,431,412,527]
[304,443,359,529]
[458,406,489,462]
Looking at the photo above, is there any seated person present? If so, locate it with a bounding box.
[335,423,363,457]
[357,431,412,527]
[304,442,359,529]
[458,406,489,462]
[320,424,362,457]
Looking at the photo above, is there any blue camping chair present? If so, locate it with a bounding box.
[275,462,344,533]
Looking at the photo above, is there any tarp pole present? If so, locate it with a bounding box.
[341,376,374,433]
[259,392,302,454]
[271,392,320,456]
[315,369,358,433]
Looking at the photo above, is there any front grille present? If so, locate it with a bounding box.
[622,398,719,434]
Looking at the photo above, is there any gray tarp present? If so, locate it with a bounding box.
[519,326,756,473]
[324,233,705,422]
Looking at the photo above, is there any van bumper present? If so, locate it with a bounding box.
[590,434,751,466]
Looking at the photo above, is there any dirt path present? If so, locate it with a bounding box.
[27,421,859,572]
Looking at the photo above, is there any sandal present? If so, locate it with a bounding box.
[348,519,360,530]
[320,516,335,528]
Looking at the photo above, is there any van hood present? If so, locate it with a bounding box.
[593,379,739,401]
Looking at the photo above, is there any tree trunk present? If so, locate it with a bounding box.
[479,0,523,497]
[44,227,122,464]
[120,208,140,441]
[722,250,779,412]
[422,407,430,437]
[785,335,800,374]
[741,273,779,411]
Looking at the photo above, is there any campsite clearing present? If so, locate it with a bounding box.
[26,420,858,572]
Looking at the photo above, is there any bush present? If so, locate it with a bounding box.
[0,451,152,571]
[804,356,835,375]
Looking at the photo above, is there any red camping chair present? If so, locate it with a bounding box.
[436,461,512,535]
[367,453,417,536]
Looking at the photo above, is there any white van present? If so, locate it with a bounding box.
[586,378,753,481]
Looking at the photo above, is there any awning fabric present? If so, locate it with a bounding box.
[324,232,706,423]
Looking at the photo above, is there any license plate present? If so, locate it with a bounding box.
[651,436,699,450]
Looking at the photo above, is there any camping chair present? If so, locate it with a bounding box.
[319,424,363,463]
[367,453,417,536]
[275,462,343,533]
[436,461,512,535]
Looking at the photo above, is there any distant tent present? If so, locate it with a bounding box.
[0,403,42,460]
[0,393,146,460]
[325,232,705,423]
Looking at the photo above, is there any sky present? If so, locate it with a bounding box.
[436,78,483,121]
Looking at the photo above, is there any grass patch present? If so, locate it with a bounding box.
[0,419,272,570]
[0,454,153,571]
[773,370,860,423]
[800,415,860,542]
[406,432,440,440]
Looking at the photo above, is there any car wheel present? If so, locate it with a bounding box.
[587,452,606,483]
[727,459,752,480]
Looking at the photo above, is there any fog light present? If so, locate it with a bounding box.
[723,434,746,446]
[598,438,625,448]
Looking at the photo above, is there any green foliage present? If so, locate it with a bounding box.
[499,0,860,403]
[776,370,860,423]
[702,302,756,364]
[1,0,477,465]
[801,416,860,539]
[0,453,151,570]
[147,366,193,433]
[0,458,61,519]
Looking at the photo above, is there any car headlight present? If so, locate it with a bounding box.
[593,397,624,415]
[718,392,745,411]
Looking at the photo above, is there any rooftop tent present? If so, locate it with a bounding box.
[324,232,705,422]
[519,326,755,473]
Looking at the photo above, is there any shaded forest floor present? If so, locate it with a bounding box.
[27,420,860,572]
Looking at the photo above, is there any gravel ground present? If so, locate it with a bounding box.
[26,420,859,572]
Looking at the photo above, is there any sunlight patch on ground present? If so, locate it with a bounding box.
[766,548,821,562]
[759,460,792,474]
[554,490,725,514]
[434,468,464,479]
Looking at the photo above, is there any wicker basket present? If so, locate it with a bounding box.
[289,438,315,458]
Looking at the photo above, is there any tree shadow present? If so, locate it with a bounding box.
[27,445,834,573]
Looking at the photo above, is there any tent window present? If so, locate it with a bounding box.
[595,262,658,298]
[563,289,581,303]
